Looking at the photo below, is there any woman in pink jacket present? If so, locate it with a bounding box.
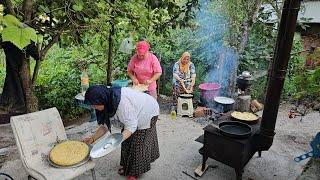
[127,41,162,99]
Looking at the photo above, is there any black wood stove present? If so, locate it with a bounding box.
[196,115,261,180]
[195,0,302,179]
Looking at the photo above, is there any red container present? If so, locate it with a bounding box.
[199,83,221,100]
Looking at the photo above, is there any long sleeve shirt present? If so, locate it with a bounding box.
[110,87,159,133]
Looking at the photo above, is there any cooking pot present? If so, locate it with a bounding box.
[213,96,235,113]
[211,121,252,138]
[236,77,252,91]
[241,71,252,78]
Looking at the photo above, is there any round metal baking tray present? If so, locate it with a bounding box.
[47,141,92,169]
[48,154,90,168]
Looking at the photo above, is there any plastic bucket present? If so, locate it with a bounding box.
[199,83,221,100]
[111,80,129,87]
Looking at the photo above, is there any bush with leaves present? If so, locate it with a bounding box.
[283,34,305,99]
[292,67,320,101]
[239,14,307,101]
[34,45,106,119]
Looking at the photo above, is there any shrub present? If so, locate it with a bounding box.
[35,46,106,120]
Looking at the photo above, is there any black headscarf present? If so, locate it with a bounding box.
[84,85,121,130]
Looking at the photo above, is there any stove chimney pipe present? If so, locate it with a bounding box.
[258,0,301,151]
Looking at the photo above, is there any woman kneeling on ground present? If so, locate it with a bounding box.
[172,51,196,102]
[83,85,160,180]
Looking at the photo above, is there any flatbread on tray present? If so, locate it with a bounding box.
[49,140,89,166]
[231,111,259,121]
[131,84,148,92]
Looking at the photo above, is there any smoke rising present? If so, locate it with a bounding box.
[195,0,238,96]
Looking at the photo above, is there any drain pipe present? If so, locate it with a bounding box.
[258,0,302,151]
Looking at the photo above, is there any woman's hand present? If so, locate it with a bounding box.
[178,78,185,86]
[122,129,133,141]
[83,125,108,145]
[186,86,193,94]
[144,79,152,86]
[190,81,195,87]
[83,136,95,145]
[132,78,139,85]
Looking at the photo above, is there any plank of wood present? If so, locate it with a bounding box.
[194,164,208,177]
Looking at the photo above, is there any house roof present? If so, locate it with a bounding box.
[299,1,320,23]
[261,1,320,23]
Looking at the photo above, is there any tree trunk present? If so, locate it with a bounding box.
[238,0,262,54]
[0,0,39,123]
[20,55,38,112]
[0,42,39,115]
[107,25,115,84]
[238,21,249,54]
[0,43,27,114]
[20,0,38,112]
[106,0,115,84]
[22,0,33,22]
[235,95,251,112]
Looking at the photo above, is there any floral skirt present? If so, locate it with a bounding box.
[120,117,159,176]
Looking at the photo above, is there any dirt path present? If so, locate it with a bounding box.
[1,105,319,180]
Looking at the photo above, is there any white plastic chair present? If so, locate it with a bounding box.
[10,107,96,180]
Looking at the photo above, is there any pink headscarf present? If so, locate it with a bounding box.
[136,41,150,55]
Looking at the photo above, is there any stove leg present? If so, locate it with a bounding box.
[235,169,243,180]
[202,155,208,171]
[258,151,262,157]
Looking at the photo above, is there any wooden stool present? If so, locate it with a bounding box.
[177,94,194,117]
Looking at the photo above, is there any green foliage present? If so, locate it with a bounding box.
[237,3,308,101]
[148,24,233,98]
[0,15,38,49]
[292,68,320,101]
[251,76,267,101]
[220,0,247,45]
[218,0,263,47]
[34,47,82,118]
[0,0,200,118]
[283,34,305,98]
[34,45,106,119]
[34,21,212,116]
[242,31,307,101]
[3,14,22,26]
[239,22,276,72]
[4,0,318,119]
[2,24,37,49]
[72,0,84,12]
[1,0,107,51]
[288,42,320,101]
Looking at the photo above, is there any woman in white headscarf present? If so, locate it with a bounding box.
[172,52,196,101]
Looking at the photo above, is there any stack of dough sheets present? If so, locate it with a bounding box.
[132,84,148,92]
